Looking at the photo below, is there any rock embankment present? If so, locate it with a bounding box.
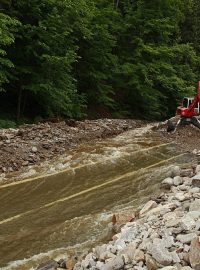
[38,164,200,270]
[0,119,142,176]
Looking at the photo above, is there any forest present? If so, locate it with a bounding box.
[0,0,200,127]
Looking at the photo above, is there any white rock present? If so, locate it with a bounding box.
[190,187,200,193]
[176,233,197,244]
[195,165,200,174]
[140,201,157,217]
[31,146,38,152]
[99,256,124,270]
[184,244,190,252]
[148,239,173,266]
[186,211,200,220]
[189,199,200,211]
[171,166,181,177]
[173,176,183,186]
[145,203,177,217]
[174,192,186,202]
[183,177,193,186]
[96,261,105,269]
[114,239,126,249]
[159,266,177,270]
[170,251,180,263]
[180,215,196,231]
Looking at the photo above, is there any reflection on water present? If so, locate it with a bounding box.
[0,128,196,269]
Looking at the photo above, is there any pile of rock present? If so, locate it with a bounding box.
[54,165,200,270]
[0,119,141,175]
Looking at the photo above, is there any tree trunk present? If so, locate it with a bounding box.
[17,88,22,121]
[115,0,120,9]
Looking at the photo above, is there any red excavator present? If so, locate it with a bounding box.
[167,81,200,132]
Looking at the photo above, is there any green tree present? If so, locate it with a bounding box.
[115,0,197,119]
[0,12,19,91]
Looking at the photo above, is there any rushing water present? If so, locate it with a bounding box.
[0,127,196,270]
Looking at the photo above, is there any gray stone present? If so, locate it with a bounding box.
[173,176,183,186]
[114,239,126,249]
[96,261,105,269]
[180,216,196,231]
[189,237,200,270]
[174,193,186,202]
[171,166,181,177]
[189,199,200,211]
[181,169,193,177]
[119,243,137,261]
[161,178,174,189]
[170,251,180,263]
[36,260,59,270]
[95,245,107,259]
[196,165,200,174]
[183,177,193,186]
[100,256,124,270]
[184,244,190,252]
[99,252,116,261]
[186,211,200,220]
[190,187,200,193]
[32,146,38,152]
[192,174,200,187]
[196,220,200,231]
[176,233,197,244]
[148,239,173,266]
[146,203,177,217]
[140,201,157,217]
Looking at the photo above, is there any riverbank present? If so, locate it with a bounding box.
[38,164,200,270]
[0,119,143,184]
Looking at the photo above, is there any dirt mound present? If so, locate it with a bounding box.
[158,124,200,153]
[0,119,142,176]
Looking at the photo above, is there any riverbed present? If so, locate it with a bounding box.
[0,126,196,270]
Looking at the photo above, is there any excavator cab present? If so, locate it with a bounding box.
[182,97,200,114]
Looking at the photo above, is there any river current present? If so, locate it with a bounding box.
[0,126,196,269]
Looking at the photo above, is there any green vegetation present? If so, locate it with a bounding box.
[0,0,199,126]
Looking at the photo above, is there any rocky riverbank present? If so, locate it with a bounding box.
[37,164,200,270]
[0,119,143,183]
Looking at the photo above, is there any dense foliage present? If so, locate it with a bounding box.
[0,0,199,125]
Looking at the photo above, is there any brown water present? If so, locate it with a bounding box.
[0,127,196,270]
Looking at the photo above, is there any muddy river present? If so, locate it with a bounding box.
[0,127,196,269]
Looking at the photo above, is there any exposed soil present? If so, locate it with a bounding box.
[0,119,143,179]
[157,122,200,154]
